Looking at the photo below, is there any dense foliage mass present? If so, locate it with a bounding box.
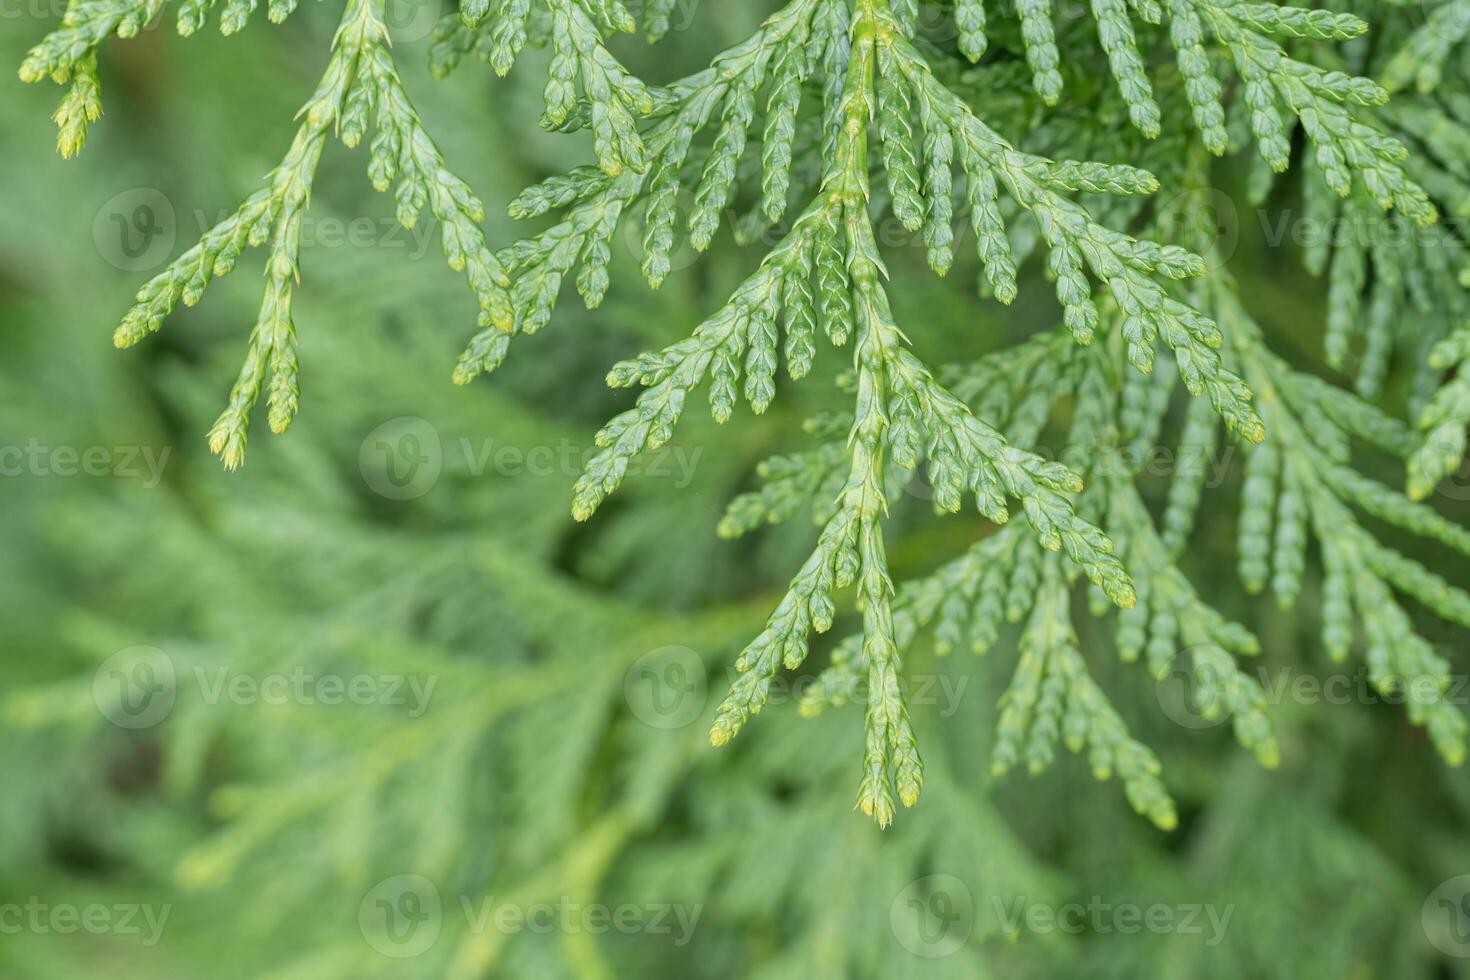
[7,1,1470,976]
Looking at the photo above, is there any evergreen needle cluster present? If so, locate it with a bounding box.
[22,0,1470,827]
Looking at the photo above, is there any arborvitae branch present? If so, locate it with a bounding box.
[22,0,1470,829]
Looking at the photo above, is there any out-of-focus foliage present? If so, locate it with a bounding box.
[4,2,1470,978]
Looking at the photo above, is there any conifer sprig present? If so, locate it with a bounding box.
[1213,281,1470,763]
[446,0,657,175]
[480,0,1266,433]
[1281,10,1470,399]
[1408,325,1470,501]
[470,0,1329,822]
[991,561,1178,828]
[777,331,1277,827]
[100,0,515,467]
[454,0,835,381]
[904,0,1435,222]
[23,0,1470,830]
[23,0,655,168]
[21,0,318,155]
[556,0,1206,823]
[1381,0,1470,95]
[20,0,157,156]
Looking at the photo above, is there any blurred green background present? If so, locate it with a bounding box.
[3,4,1470,978]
